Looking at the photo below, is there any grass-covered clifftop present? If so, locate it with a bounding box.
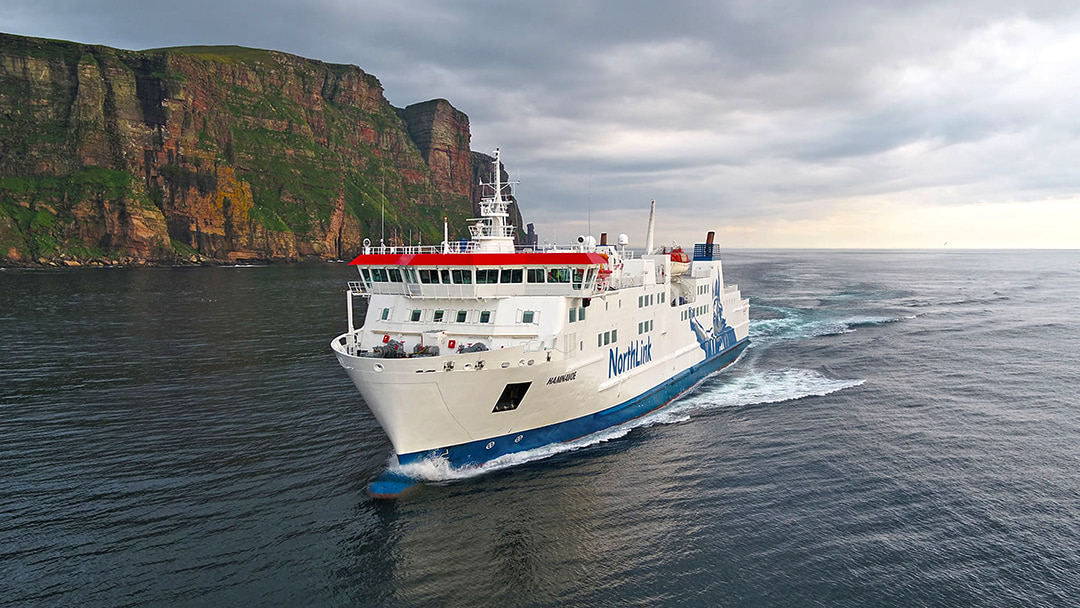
[0,33,497,265]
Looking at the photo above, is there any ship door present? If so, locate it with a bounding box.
[566,332,577,358]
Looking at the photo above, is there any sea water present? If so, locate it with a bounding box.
[1,250,1078,607]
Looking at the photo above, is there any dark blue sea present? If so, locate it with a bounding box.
[2,250,1079,607]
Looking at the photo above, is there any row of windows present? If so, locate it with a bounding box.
[681,305,710,321]
[382,307,540,325]
[638,319,654,334]
[597,329,619,347]
[697,284,710,295]
[361,266,597,287]
[637,292,666,308]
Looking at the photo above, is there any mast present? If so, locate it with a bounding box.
[470,148,518,253]
[645,199,656,255]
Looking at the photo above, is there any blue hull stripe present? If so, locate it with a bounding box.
[397,338,750,468]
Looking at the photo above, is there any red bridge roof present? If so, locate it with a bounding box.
[348,252,608,267]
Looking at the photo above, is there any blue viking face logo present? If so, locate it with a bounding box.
[691,274,738,357]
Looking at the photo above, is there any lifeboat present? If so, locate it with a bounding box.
[670,247,690,275]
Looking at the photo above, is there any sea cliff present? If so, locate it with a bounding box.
[0,32,524,266]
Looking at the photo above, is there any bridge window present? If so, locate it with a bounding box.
[527,268,545,283]
[419,269,437,284]
[452,269,472,284]
[476,269,499,284]
[388,269,403,282]
[548,268,571,283]
[572,268,584,289]
[501,268,523,283]
[440,269,451,283]
[371,268,387,282]
[361,268,372,282]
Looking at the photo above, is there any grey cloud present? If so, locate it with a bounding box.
[5,0,1080,244]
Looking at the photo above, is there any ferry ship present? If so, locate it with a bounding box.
[331,150,750,497]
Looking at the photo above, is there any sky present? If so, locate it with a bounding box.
[4,0,1080,248]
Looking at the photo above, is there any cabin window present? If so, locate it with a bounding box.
[522,310,535,324]
[433,310,444,323]
[457,310,468,322]
[452,269,472,284]
[638,295,643,308]
[603,331,610,345]
[569,308,577,323]
[381,308,390,320]
[578,306,585,321]
[611,329,617,342]
[501,268,523,283]
[476,269,499,284]
[598,334,603,348]
[527,268,545,283]
[389,269,403,282]
[410,310,421,322]
[480,311,492,323]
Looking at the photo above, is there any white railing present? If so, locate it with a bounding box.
[361,241,477,255]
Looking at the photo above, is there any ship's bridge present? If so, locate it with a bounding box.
[347,251,607,298]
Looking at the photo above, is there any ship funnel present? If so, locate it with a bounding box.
[645,199,656,255]
[600,232,608,246]
[706,231,715,245]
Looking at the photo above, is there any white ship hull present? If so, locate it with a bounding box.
[331,259,749,467]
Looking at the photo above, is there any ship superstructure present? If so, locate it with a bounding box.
[331,150,750,494]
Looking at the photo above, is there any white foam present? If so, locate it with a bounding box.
[388,423,637,481]
[668,368,865,413]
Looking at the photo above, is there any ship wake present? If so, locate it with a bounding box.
[387,367,863,483]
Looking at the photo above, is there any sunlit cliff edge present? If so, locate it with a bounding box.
[0,32,524,266]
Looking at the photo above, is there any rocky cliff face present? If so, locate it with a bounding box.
[0,33,523,265]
